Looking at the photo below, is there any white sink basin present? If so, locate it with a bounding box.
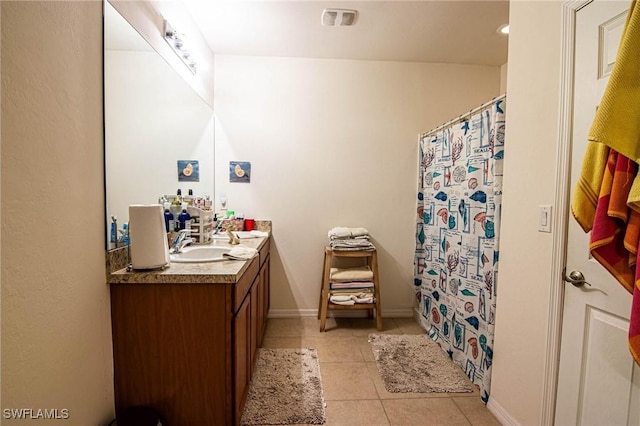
[211,231,259,240]
[170,246,232,263]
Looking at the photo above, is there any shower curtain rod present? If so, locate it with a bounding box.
[420,93,506,138]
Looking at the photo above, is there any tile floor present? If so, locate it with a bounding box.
[261,317,501,426]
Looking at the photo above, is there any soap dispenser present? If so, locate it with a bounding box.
[163,202,174,233]
[178,203,191,230]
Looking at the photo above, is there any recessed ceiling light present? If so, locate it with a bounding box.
[497,24,509,35]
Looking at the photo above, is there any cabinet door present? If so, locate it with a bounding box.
[234,292,251,423]
[250,277,259,374]
[258,254,270,344]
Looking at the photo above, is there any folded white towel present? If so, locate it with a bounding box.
[328,227,352,239]
[327,226,370,239]
[223,246,258,260]
[329,295,356,305]
[329,293,374,305]
[330,239,375,251]
[249,230,269,237]
[330,266,373,282]
[349,227,369,237]
[330,281,375,289]
[330,289,375,295]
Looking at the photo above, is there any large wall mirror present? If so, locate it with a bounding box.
[104,1,214,249]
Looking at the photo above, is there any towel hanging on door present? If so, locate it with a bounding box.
[571,1,640,365]
[588,0,640,162]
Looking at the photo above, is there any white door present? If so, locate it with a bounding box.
[556,1,640,425]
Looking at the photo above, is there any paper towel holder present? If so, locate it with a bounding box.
[128,204,172,271]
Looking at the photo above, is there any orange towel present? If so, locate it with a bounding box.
[588,149,640,366]
[589,150,636,293]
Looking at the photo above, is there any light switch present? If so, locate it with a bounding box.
[538,205,552,233]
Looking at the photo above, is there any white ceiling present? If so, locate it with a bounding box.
[182,1,509,66]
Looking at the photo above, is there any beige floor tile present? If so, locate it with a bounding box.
[319,317,366,336]
[265,317,353,337]
[394,317,427,335]
[261,335,364,362]
[452,397,501,426]
[308,337,365,362]
[321,362,379,400]
[357,335,376,362]
[325,400,390,425]
[263,318,308,337]
[333,317,402,336]
[260,336,309,349]
[382,398,471,426]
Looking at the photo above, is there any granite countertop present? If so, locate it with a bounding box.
[109,235,269,285]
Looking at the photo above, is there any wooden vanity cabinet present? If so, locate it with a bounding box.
[235,242,271,420]
[110,238,270,426]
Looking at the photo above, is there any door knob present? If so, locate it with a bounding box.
[562,268,592,287]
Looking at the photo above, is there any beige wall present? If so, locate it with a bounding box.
[1,2,114,424]
[500,62,508,94]
[214,55,501,317]
[489,1,564,424]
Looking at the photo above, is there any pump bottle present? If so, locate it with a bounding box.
[178,203,191,230]
[163,202,174,233]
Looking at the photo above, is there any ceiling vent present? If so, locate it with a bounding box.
[321,8,358,27]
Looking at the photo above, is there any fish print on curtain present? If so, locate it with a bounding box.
[414,98,505,403]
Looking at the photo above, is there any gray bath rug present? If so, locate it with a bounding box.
[241,348,326,425]
[369,333,474,393]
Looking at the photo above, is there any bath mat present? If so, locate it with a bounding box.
[369,333,474,393]
[241,348,326,425]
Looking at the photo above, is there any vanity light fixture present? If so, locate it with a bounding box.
[163,20,197,75]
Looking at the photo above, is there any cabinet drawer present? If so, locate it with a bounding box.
[234,257,259,313]
[259,238,270,267]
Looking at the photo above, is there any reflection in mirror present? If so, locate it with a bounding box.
[104,1,214,249]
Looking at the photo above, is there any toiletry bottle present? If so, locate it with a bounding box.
[163,202,174,233]
[178,203,191,230]
[110,217,117,245]
[122,223,130,246]
[184,189,194,206]
[173,189,183,206]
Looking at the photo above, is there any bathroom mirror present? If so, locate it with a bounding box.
[104,1,214,249]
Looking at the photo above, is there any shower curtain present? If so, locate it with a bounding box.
[414,97,505,402]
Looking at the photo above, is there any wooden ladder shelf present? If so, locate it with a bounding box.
[318,247,382,332]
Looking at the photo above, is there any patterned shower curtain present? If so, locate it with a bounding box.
[414,97,505,403]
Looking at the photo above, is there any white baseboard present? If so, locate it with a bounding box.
[267,308,414,319]
[268,309,317,318]
[487,397,520,426]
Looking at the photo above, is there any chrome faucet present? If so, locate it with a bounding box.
[170,229,193,253]
[213,219,225,235]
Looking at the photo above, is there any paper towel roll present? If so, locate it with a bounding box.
[129,204,170,270]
